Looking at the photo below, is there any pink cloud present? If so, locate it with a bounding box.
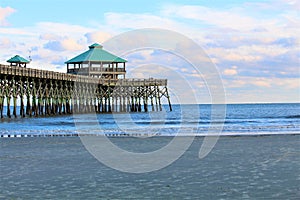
[44,38,84,51]
[0,7,16,26]
[223,66,238,76]
[0,38,14,48]
[251,79,272,88]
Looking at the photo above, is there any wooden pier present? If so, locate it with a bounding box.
[0,64,172,118]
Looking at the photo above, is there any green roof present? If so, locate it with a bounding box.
[7,55,30,63]
[65,43,127,64]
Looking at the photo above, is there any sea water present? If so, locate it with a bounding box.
[0,103,299,136]
[0,103,299,199]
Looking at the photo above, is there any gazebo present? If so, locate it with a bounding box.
[7,55,30,68]
[65,43,127,79]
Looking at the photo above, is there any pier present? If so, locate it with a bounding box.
[0,44,172,118]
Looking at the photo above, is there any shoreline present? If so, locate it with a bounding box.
[1,132,299,138]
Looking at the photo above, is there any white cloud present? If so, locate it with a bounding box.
[0,27,36,36]
[105,12,183,30]
[207,43,294,63]
[36,22,91,36]
[226,76,300,89]
[162,5,266,31]
[85,31,112,44]
[244,0,300,11]
[277,0,300,10]
[40,33,61,41]
[0,6,15,26]
[0,21,97,66]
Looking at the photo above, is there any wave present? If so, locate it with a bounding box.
[285,115,300,119]
[1,131,299,138]
[79,118,299,126]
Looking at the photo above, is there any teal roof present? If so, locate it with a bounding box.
[65,43,127,64]
[7,55,30,63]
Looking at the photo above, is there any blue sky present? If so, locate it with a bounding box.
[0,0,299,103]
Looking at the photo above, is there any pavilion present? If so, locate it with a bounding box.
[7,55,30,68]
[65,43,127,79]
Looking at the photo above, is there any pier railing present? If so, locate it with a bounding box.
[0,64,167,86]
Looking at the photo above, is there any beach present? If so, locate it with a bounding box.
[1,135,299,199]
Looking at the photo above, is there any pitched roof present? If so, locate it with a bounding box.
[65,43,127,64]
[7,55,30,63]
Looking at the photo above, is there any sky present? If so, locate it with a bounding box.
[0,0,299,103]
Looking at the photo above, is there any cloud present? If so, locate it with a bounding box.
[36,22,91,36]
[223,66,238,76]
[44,38,84,51]
[0,6,16,26]
[208,42,293,65]
[162,5,264,31]
[40,33,61,41]
[282,0,300,9]
[0,21,98,67]
[85,31,112,44]
[243,0,299,11]
[226,76,300,90]
[104,12,186,31]
[208,47,263,62]
[251,79,271,87]
[0,38,15,48]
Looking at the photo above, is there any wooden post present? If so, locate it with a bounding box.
[37,98,41,116]
[127,96,131,112]
[26,94,32,117]
[111,95,117,112]
[32,95,36,116]
[155,93,159,112]
[0,96,3,118]
[108,97,111,112]
[131,96,134,112]
[58,97,62,115]
[144,97,148,112]
[166,88,172,111]
[20,96,24,117]
[97,98,101,113]
[144,86,148,112]
[156,86,162,111]
[52,97,56,114]
[73,97,77,114]
[19,85,25,117]
[13,96,17,118]
[151,97,155,112]
[123,96,126,112]
[7,96,11,118]
[138,97,142,112]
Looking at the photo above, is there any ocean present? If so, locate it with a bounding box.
[0,103,299,199]
[0,103,299,136]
